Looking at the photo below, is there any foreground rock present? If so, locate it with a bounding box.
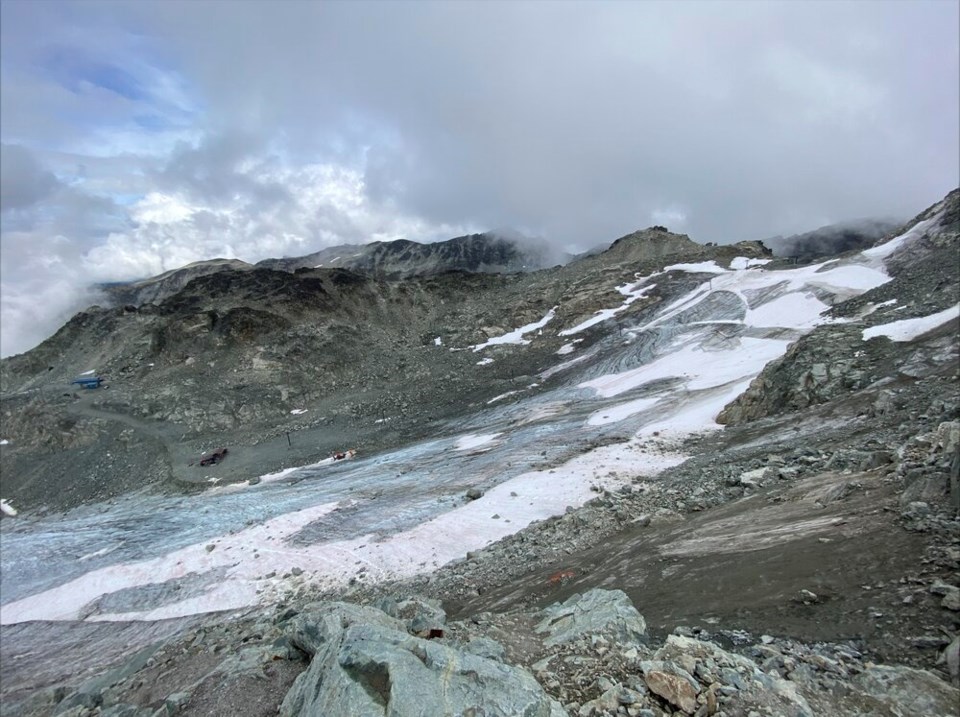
[281,602,565,717]
[5,589,959,717]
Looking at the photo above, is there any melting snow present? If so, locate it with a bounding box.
[454,433,502,451]
[559,283,656,336]
[556,339,582,355]
[473,307,557,351]
[664,260,727,274]
[862,304,959,343]
[729,256,772,270]
[862,213,941,261]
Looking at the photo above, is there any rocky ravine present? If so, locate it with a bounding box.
[1,191,958,717]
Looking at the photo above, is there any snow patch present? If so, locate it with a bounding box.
[473,307,557,351]
[0,499,17,517]
[556,339,583,355]
[289,408,308,415]
[664,260,727,274]
[862,213,941,261]
[476,357,494,366]
[0,439,9,446]
[729,256,771,270]
[862,304,959,343]
[434,336,442,346]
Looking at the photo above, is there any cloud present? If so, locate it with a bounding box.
[0,0,958,355]
[1,143,61,211]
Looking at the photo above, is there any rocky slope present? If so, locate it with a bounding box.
[257,231,568,278]
[0,227,768,512]
[1,191,958,717]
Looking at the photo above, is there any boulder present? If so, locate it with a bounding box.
[852,665,960,717]
[640,661,699,713]
[536,589,647,647]
[280,603,564,717]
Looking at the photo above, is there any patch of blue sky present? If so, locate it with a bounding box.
[42,47,146,101]
[112,193,145,207]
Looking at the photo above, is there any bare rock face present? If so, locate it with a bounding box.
[852,665,960,717]
[535,588,647,647]
[641,661,700,713]
[280,603,564,717]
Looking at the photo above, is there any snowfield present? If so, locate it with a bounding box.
[0,227,933,625]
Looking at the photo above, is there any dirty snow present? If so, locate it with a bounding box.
[862,304,959,342]
[472,307,557,351]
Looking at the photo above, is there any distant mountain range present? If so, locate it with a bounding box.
[100,232,571,308]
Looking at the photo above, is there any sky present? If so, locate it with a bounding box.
[1,0,958,357]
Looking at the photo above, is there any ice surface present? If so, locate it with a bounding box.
[587,397,661,426]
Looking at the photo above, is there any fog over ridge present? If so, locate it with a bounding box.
[1,0,958,356]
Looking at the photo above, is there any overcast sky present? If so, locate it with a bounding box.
[1,0,958,356]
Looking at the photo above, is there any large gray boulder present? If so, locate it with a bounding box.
[852,665,960,717]
[280,603,564,717]
[535,588,647,647]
